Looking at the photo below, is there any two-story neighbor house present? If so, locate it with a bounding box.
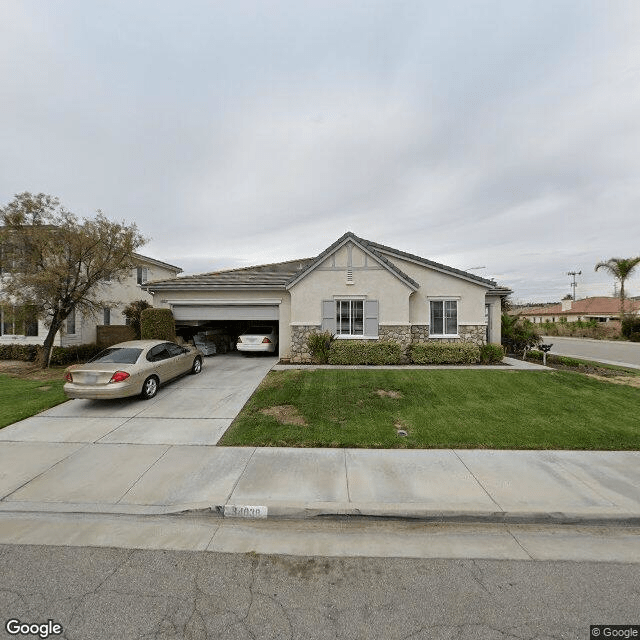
[0,253,181,348]
[143,232,511,361]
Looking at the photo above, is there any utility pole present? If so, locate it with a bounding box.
[567,270,581,301]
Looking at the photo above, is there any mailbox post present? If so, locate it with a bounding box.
[538,343,553,366]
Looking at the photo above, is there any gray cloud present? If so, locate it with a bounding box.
[1,0,640,303]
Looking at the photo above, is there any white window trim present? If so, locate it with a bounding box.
[429,298,459,337]
[335,299,365,338]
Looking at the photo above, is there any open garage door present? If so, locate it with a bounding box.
[169,299,280,322]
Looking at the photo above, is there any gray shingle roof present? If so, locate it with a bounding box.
[143,232,511,294]
[285,231,420,290]
[144,258,315,290]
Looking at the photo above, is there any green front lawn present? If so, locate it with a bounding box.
[0,374,67,429]
[219,369,640,450]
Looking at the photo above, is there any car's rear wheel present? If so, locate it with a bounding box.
[141,375,159,400]
[191,356,202,374]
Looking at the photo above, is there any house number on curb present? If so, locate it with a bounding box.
[224,505,268,519]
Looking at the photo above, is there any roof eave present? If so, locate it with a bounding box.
[285,232,419,291]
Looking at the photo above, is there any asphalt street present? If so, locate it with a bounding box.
[542,335,640,368]
[1,544,638,640]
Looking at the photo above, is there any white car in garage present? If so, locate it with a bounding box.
[237,326,278,354]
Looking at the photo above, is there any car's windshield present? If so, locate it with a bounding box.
[88,348,143,364]
[244,326,273,334]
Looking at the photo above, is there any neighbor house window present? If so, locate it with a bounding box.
[136,267,148,284]
[430,300,458,336]
[336,300,364,336]
[0,305,38,337]
[66,308,76,334]
[103,308,111,325]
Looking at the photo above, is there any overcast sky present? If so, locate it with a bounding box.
[1,1,639,302]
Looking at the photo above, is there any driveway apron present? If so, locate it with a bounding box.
[0,354,275,510]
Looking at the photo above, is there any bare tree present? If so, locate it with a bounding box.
[0,192,146,367]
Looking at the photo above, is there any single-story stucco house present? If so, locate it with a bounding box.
[143,232,512,362]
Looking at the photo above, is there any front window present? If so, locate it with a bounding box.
[336,300,364,336]
[136,267,148,285]
[0,305,39,337]
[430,300,458,336]
[66,308,76,335]
[103,308,111,325]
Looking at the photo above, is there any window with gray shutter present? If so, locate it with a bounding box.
[321,300,336,333]
[364,300,379,337]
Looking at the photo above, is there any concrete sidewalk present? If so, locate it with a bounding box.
[1,445,638,526]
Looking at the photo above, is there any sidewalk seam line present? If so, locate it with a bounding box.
[1,442,91,503]
[505,526,535,560]
[452,450,505,513]
[344,450,351,504]
[115,445,172,504]
[224,447,258,507]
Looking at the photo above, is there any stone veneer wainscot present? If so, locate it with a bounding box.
[289,323,486,362]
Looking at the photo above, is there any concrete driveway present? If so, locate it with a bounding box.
[0,353,277,511]
[1,352,277,446]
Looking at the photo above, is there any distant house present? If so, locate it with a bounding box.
[516,296,640,324]
[143,232,512,362]
[0,253,182,347]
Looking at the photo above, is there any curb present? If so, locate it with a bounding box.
[3,503,639,528]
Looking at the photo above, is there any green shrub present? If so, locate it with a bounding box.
[307,331,335,364]
[621,317,640,342]
[327,340,403,365]
[479,343,504,364]
[140,308,176,341]
[0,344,39,361]
[501,314,541,356]
[49,344,102,366]
[123,299,151,339]
[409,342,480,365]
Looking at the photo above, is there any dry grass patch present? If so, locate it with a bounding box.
[260,405,308,426]
[376,389,403,398]
[586,374,640,388]
[0,360,65,382]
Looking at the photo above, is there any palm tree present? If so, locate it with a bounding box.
[594,257,640,317]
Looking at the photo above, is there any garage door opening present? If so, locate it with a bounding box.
[169,300,281,357]
[175,320,279,356]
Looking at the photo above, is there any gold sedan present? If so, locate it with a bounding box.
[64,340,203,400]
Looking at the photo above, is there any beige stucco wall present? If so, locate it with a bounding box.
[289,243,490,337]
[386,255,489,328]
[1,260,180,348]
[63,261,180,347]
[150,287,293,358]
[289,244,414,326]
[485,295,502,344]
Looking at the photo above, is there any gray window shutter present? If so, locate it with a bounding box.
[321,300,336,333]
[364,300,379,336]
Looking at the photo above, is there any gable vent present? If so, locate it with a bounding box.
[346,268,353,284]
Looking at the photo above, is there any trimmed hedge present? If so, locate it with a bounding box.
[0,343,103,365]
[49,344,103,366]
[479,343,504,364]
[409,342,480,365]
[327,340,403,365]
[140,308,176,341]
[0,344,39,362]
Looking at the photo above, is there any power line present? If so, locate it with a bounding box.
[567,270,581,301]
